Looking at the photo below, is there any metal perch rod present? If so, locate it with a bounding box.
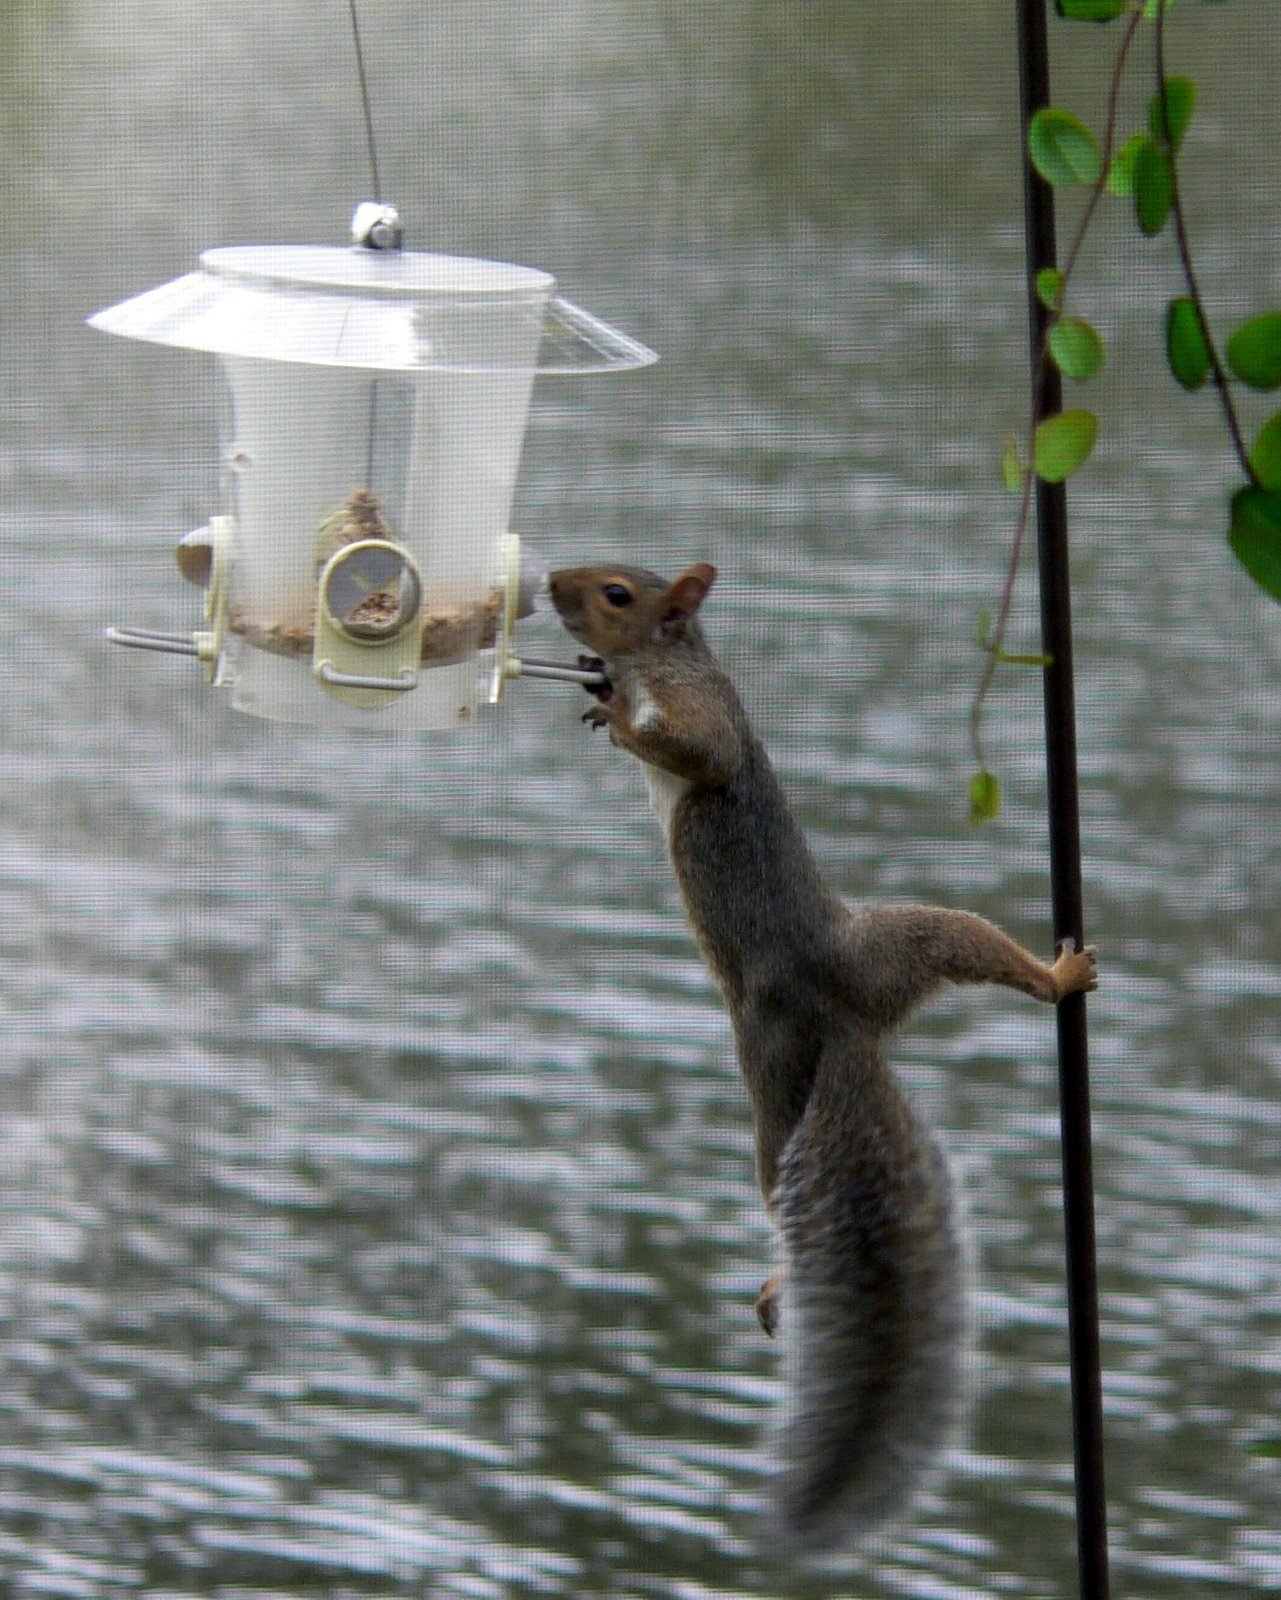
[104,625,201,656]
[509,656,607,688]
[104,627,607,690]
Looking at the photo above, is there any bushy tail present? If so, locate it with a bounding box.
[769,1044,968,1552]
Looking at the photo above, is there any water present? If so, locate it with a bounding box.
[2,2,1280,1595]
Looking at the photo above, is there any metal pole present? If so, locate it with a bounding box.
[1013,3,1111,1597]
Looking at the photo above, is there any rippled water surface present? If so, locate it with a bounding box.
[2,3,1280,1596]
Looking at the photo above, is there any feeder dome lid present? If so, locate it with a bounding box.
[87,244,657,374]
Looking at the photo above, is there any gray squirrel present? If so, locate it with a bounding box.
[548,560,1098,1551]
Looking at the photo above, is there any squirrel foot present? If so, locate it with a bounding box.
[756,1271,782,1338]
[1052,940,1099,1000]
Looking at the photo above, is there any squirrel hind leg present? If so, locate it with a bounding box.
[756,1269,783,1338]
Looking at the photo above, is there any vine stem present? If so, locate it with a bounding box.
[1153,0,1258,487]
[970,5,1142,781]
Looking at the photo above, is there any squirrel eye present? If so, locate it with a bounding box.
[601,583,634,608]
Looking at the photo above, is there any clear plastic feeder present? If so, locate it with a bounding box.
[89,237,655,729]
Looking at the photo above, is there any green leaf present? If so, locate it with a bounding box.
[1166,297,1212,390]
[1036,268,1064,312]
[1048,316,1105,380]
[1249,411,1281,493]
[1253,1437,1281,1459]
[1028,108,1103,188]
[968,770,1001,825]
[1228,487,1281,601]
[1143,0,1177,16]
[1001,436,1025,493]
[1106,134,1147,197]
[1033,409,1098,482]
[1133,138,1174,235]
[1148,76,1196,150]
[1226,312,1281,391]
[1056,0,1128,15]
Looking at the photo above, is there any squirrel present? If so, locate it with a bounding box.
[547,559,1099,1554]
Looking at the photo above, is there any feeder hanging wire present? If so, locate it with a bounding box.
[1014,2,1110,1598]
[347,0,383,204]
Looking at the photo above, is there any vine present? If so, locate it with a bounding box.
[969,0,1280,823]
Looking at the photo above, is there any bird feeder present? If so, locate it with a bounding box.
[90,205,655,729]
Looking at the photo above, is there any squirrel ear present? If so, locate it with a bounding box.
[663,563,717,624]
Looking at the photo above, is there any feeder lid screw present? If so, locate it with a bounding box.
[350,201,402,251]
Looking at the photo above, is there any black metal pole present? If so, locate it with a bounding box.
[1013,3,1110,1598]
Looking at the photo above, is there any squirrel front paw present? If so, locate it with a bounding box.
[578,655,615,729]
[1052,939,1099,1000]
[578,654,612,701]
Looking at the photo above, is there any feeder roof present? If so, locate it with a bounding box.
[88,245,657,374]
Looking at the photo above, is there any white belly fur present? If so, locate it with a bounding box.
[642,763,692,842]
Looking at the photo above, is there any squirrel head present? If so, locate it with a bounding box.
[548,562,717,660]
